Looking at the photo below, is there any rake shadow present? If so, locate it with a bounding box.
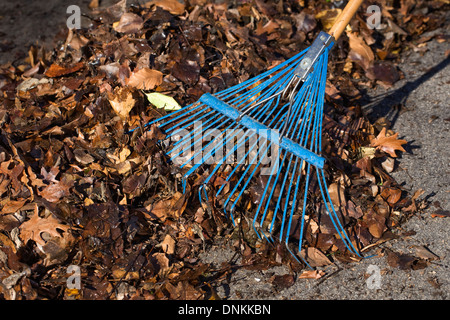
[359,56,450,126]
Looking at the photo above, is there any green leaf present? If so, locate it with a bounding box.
[144,92,181,111]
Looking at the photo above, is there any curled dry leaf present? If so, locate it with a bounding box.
[299,247,332,267]
[293,12,317,33]
[44,62,84,78]
[73,149,95,165]
[270,274,295,290]
[144,0,186,15]
[381,157,395,173]
[107,86,137,120]
[380,186,402,205]
[1,199,27,215]
[364,208,386,238]
[126,68,163,90]
[298,269,326,280]
[315,8,342,31]
[160,234,175,254]
[431,209,450,218]
[328,183,346,207]
[152,252,171,277]
[147,191,187,222]
[413,245,440,261]
[347,31,375,71]
[113,12,144,34]
[39,175,74,203]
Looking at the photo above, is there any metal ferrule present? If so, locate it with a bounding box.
[294,31,335,81]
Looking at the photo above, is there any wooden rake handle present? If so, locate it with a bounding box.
[329,0,364,40]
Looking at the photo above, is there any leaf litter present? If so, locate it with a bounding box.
[0,0,447,300]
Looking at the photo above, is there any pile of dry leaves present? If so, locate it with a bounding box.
[0,0,447,300]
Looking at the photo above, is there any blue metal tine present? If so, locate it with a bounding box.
[138,39,366,266]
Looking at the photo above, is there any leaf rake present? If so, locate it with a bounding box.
[133,0,366,267]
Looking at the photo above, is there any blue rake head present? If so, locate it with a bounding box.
[136,32,363,267]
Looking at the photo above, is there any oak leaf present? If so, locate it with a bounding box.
[19,205,71,247]
[370,128,407,157]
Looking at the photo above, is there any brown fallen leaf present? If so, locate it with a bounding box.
[328,183,346,207]
[19,204,71,247]
[431,209,450,218]
[122,172,148,197]
[88,0,99,10]
[107,86,137,120]
[38,175,74,203]
[160,234,175,254]
[293,12,316,33]
[92,0,127,23]
[255,20,280,37]
[380,157,395,173]
[366,61,400,85]
[315,8,342,31]
[413,245,440,261]
[73,148,95,165]
[370,128,407,158]
[300,247,332,267]
[113,12,144,34]
[144,0,186,15]
[0,232,17,253]
[298,269,326,280]
[163,280,203,300]
[347,31,375,71]
[147,191,187,222]
[44,62,84,77]
[270,274,295,290]
[171,60,200,86]
[126,68,163,90]
[1,199,27,215]
[66,32,90,51]
[152,252,171,277]
[345,200,364,219]
[380,186,402,205]
[386,250,428,270]
[364,208,386,238]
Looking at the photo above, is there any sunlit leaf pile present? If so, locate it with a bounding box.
[0,0,447,300]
